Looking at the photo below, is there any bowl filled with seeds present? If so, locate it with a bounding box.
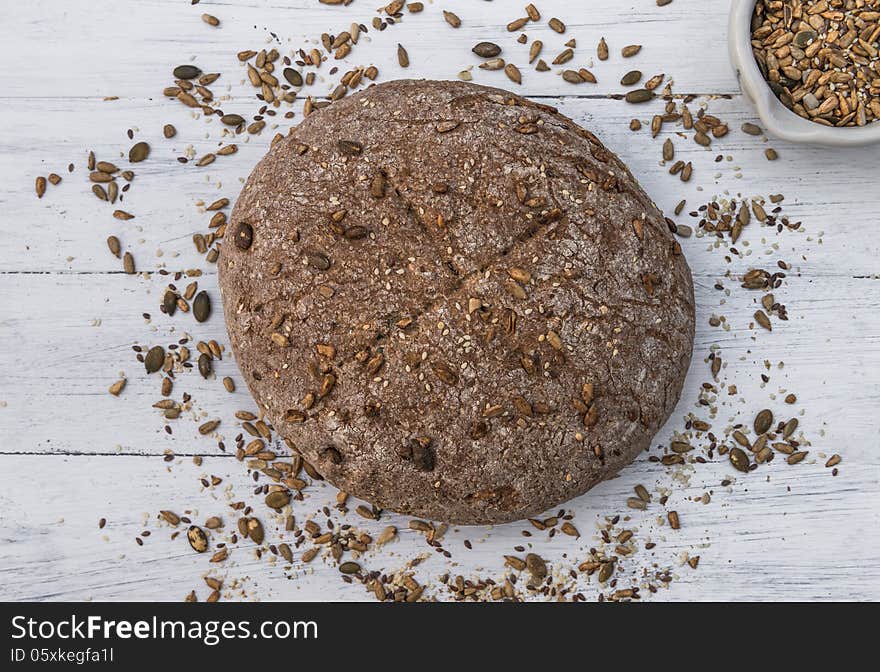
[729,0,880,146]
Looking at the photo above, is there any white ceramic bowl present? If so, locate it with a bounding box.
[729,0,880,146]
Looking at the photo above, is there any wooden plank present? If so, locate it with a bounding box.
[4,96,880,274]
[1,0,739,100]
[0,454,875,601]
[1,272,879,457]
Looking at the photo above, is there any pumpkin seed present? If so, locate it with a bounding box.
[525,553,547,579]
[173,65,202,80]
[283,68,303,86]
[625,89,653,104]
[754,409,773,435]
[265,491,290,508]
[128,142,150,163]
[339,561,361,574]
[472,42,501,58]
[193,291,211,322]
[234,222,253,250]
[247,518,264,545]
[337,139,362,156]
[729,447,750,473]
[307,251,331,271]
[620,70,642,86]
[144,346,164,373]
[198,353,212,379]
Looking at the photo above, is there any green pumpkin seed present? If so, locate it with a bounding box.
[525,553,547,579]
[754,409,773,435]
[234,222,253,250]
[339,561,361,574]
[283,68,303,87]
[472,42,501,58]
[620,70,642,86]
[163,290,177,316]
[128,142,150,163]
[247,518,265,545]
[265,491,291,509]
[144,345,164,373]
[198,353,212,379]
[173,65,202,80]
[625,89,653,104]
[729,447,750,473]
[307,252,331,271]
[193,291,210,322]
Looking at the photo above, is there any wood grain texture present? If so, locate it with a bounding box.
[0,0,878,601]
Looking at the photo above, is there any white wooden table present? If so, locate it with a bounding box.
[1,0,878,602]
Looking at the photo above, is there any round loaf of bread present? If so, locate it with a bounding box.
[219,79,694,524]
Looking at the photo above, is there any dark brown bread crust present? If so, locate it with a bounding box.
[219,79,694,524]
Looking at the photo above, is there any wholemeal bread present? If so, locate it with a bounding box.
[219,79,694,525]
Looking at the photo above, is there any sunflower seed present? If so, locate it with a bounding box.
[504,63,522,84]
[442,10,461,28]
[107,236,120,258]
[548,18,565,33]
